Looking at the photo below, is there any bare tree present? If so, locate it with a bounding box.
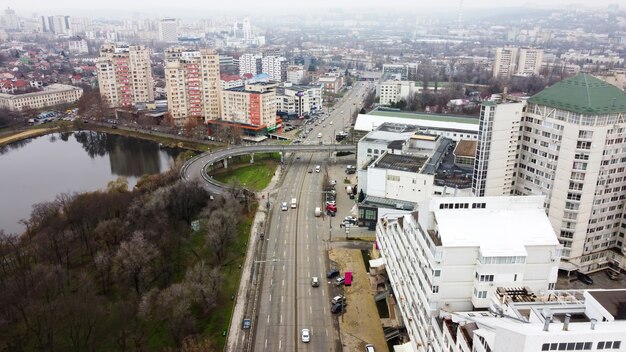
[205,209,238,262]
[184,261,222,312]
[114,232,159,295]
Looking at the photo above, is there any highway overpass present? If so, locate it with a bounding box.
[180,144,356,195]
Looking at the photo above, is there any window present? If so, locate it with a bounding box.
[433,270,441,277]
[479,274,494,282]
[432,286,439,293]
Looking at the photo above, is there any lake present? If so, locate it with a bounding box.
[0,131,182,234]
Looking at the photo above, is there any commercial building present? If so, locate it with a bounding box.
[434,288,626,352]
[472,74,626,273]
[158,18,177,42]
[221,81,278,130]
[276,84,323,117]
[0,84,83,111]
[164,47,221,124]
[318,73,344,94]
[97,44,154,108]
[377,196,561,352]
[354,108,479,142]
[261,56,287,82]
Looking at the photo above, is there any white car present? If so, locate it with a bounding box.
[301,328,310,343]
[281,202,288,211]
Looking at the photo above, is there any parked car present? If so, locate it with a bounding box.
[335,277,345,286]
[331,295,346,305]
[577,271,594,285]
[344,216,357,224]
[327,268,340,278]
[242,319,251,329]
[365,343,376,352]
[331,302,347,314]
[607,270,620,280]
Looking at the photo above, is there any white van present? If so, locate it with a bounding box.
[315,165,321,173]
[291,198,297,208]
[317,133,322,138]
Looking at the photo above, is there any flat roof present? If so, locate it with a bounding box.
[362,130,415,143]
[588,290,626,320]
[373,153,427,173]
[368,108,479,125]
[434,208,559,251]
[354,112,479,134]
[454,140,477,158]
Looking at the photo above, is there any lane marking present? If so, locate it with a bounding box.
[280,314,283,324]
[282,279,285,287]
[267,314,270,323]
[269,293,272,302]
[309,306,312,314]
[279,340,282,350]
[265,339,268,349]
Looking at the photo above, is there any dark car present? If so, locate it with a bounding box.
[327,268,340,278]
[331,302,347,314]
[577,271,593,285]
[242,318,251,329]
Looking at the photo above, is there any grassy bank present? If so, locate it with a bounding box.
[211,153,280,192]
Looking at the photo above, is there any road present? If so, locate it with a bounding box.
[250,81,373,351]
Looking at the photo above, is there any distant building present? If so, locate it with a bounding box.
[96,43,154,108]
[493,47,543,78]
[517,47,544,76]
[276,84,323,117]
[164,47,221,124]
[239,53,262,76]
[68,38,89,55]
[158,18,177,42]
[0,84,83,111]
[318,73,344,94]
[286,65,305,84]
[261,56,287,82]
[220,73,244,90]
[378,80,416,105]
[493,47,518,78]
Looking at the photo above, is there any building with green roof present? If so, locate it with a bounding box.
[474,73,626,274]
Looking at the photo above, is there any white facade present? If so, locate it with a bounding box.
[158,18,177,42]
[0,84,83,111]
[378,80,416,105]
[377,196,561,352]
[68,39,89,55]
[261,56,287,82]
[287,65,305,84]
[472,101,524,197]
[493,47,518,78]
[354,111,479,142]
[517,48,544,76]
[434,289,626,352]
[239,53,262,76]
[277,84,323,117]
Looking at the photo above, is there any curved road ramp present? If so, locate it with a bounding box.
[180,144,355,195]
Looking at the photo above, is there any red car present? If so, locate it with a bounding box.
[326,203,337,212]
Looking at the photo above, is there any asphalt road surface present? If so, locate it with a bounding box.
[251,81,373,351]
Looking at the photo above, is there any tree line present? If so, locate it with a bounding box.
[0,160,248,351]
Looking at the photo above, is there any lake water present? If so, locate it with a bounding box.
[0,131,182,234]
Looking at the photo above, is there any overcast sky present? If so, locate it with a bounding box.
[4,0,621,17]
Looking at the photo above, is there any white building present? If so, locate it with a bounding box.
[377,196,561,352]
[239,53,262,76]
[354,108,479,143]
[517,48,544,76]
[382,63,418,80]
[493,47,544,78]
[472,100,524,197]
[158,18,177,42]
[473,74,626,273]
[68,38,89,55]
[493,47,518,79]
[276,84,323,117]
[378,81,416,105]
[0,84,83,111]
[261,56,287,82]
[286,65,305,84]
[434,288,626,352]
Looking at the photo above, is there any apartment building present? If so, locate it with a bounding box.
[158,18,177,42]
[318,74,344,94]
[472,100,524,197]
[472,74,626,273]
[286,65,305,84]
[221,81,277,128]
[517,47,544,76]
[0,84,83,111]
[238,53,262,76]
[261,56,287,82]
[96,43,154,108]
[434,288,626,352]
[493,47,544,78]
[164,47,221,124]
[377,196,561,352]
[378,80,416,105]
[68,38,89,55]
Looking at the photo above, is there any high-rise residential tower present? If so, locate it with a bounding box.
[158,18,177,42]
[473,74,626,273]
[96,43,154,108]
[164,47,221,124]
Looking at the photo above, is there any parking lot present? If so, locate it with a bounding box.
[556,270,625,290]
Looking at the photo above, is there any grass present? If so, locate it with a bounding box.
[213,164,277,191]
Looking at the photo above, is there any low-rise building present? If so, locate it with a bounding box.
[276,84,322,117]
[0,84,83,111]
[319,74,344,94]
[378,80,416,105]
[221,81,278,129]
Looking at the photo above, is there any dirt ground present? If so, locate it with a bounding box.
[0,128,50,146]
[330,248,388,352]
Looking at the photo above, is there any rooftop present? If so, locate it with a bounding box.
[588,290,626,320]
[454,140,477,158]
[434,203,559,251]
[372,154,427,173]
[528,74,626,114]
[368,108,480,125]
